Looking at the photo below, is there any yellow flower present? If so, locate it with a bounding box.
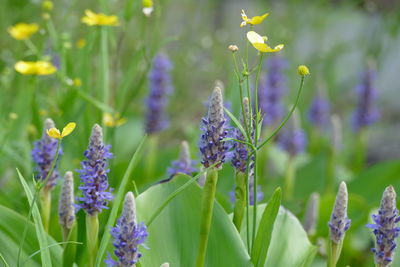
[297,65,310,76]
[8,23,39,40]
[240,10,269,27]
[15,61,57,75]
[47,122,76,139]
[73,78,82,87]
[142,0,154,16]
[76,38,86,49]
[42,1,53,11]
[103,112,127,127]
[81,9,119,26]
[246,31,284,53]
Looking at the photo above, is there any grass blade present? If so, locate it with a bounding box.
[0,252,10,267]
[16,169,52,266]
[251,187,282,267]
[95,135,147,267]
[224,107,248,141]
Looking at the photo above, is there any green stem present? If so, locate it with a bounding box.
[327,241,342,267]
[325,146,336,194]
[258,76,305,150]
[86,214,99,267]
[100,27,110,132]
[283,157,296,201]
[144,134,158,182]
[352,129,367,173]
[23,39,39,56]
[196,169,219,267]
[233,172,247,230]
[40,189,51,232]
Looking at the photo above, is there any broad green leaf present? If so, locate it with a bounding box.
[0,205,62,266]
[136,175,252,266]
[239,205,317,267]
[95,135,147,267]
[17,169,52,266]
[251,188,282,267]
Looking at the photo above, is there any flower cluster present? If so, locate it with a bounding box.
[145,54,173,134]
[352,67,379,131]
[199,86,229,169]
[167,141,197,178]
[106,192,148,267]
[77,124,113,215]
[308,95,330,128]
[329,182,351,244]
[367,186,400,266]
[258,55,287,126]
[32,118,62,190]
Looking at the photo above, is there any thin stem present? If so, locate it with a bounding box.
[233,172,247,230]
[283,157,295,201]
[258,76,305,150]
[100,27,110,132]
[196,169,219,267]
[23,39,39,56]
[40,189,51,232]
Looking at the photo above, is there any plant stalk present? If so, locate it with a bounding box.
[86,214,99,267]
[233,172,247,230]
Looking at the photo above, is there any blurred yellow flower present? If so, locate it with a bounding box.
[103,112,127,127]
[76,38,86,49]
[297,65,310,76]
[42,1,53,11]
[142,0,154,16]
[81,10,119,26]
[240,10,269,27]
[47,122,76,139]
[246,31,284,53]
[73,78,82,87]
[8,23,39,40]
[9,112,18,120]
[15,61,57,75]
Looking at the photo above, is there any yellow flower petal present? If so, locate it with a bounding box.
[15,61,37,75]
[35,61,57,75]
[252,43,284,53]
[81,9,119,26]
[8,23,39,40]
[47,128,62,139]
[61,122,76,137]
[249,13,269,25]
[247,31,265,44]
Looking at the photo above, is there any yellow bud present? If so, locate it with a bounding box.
[228,45,239,52]
[42,1,53,11]
[297,65,310,76]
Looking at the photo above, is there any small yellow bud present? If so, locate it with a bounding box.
[42,1,53,11]
[228,45,239,52]
[76,39,86,49]
[297,65,310,76]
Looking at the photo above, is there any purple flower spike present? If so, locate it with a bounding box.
[258,55,287,127]
[277,115,307,157]
[366,186,400,266]
[32,118,62,190]
[308,95,330,128]
[199,86,229,169]
[77,124,113,215]
[145,54,173,134]
[168,141,197,178]
[352,67,379,132]
[106,192,148,267]
[329,182,351,244]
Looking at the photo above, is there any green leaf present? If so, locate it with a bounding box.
[136,175,252,266]
[95,135,147,267]
[224,107,248,142]
[251,188,282,267]
[238,205,317,267]
[16,169,52,266]
[0,205,62,266]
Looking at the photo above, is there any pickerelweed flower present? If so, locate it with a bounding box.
[366,186,400,266]
[15,61,57,75]
[8,23,39,40]
[247,31,284,53]
[167,141,197,178]
[240,10,269,27]
[59,171,75,231]
[277,116,307,157]
[145,54,173,134]
[81,9,119,26]
[199,86,229,169]
[352,67,379,132]
[77,124,113,215]
[32,118,62,190]
[105,192,148,267]
[258,55,287,126]
[308,95,330,128]
[329,182,351,244]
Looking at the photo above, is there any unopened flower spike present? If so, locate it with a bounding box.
[105,192,148,267]
[329,182,351,244]
[367,186,400,266]
[240,9,269,27]
[8,23,39,40]
[59,171,75,238]
[247,31,284,53]
[81,9,119,26]
[47,122,76,139]
[168,140,197,178]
